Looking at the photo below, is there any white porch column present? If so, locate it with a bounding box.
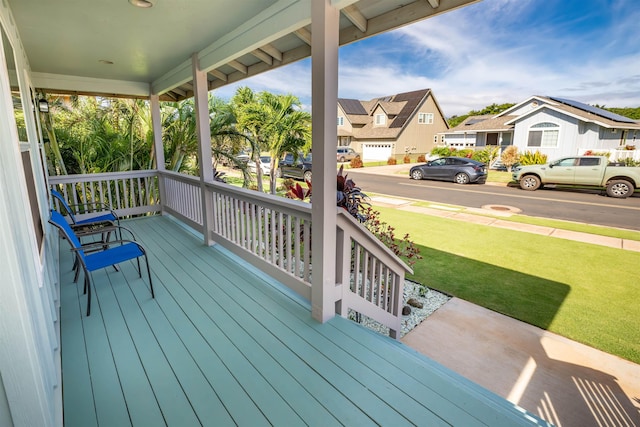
[192,53,215,245]
[149,93,167,213]
[310,0,340,323]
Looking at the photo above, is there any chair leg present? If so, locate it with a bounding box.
[73,256,80,283]
[144,256,154,298]
[137,258,142,278]
[85,275,92,316]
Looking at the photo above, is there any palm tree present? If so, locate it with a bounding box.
[233,88,311,194]
[231,87,268,191]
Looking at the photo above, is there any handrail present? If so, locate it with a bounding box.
[49,170,160,218]
[159,170,203,232]
[202,179,313,300]
[336,209,412,339]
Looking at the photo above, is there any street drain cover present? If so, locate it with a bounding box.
[481,204,522,214]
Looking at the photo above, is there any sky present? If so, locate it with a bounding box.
[213,0,640,118]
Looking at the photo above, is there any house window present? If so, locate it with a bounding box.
[418,113,434,124]
[337,116,344,126]
[433,135,438,143]
[375,114,386,126]
[527,122,559,148]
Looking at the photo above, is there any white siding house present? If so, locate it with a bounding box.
[441,96,640,163]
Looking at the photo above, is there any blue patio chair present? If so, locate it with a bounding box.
[49,210,154,316]
[51,189,120,229]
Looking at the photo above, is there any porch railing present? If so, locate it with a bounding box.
[336,210,411,339]
[49,170,412,338]
[49,170,160,219]
[160,171,203,233]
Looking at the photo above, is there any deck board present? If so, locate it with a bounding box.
[58,215,548,427]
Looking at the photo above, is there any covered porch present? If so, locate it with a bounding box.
[1,0,549,425]
[59,214,545,426]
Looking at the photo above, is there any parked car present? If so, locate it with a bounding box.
[337,147,359,162]
[409,157,487,184]
[512,155,639,198]
[229,150,250,168]
[277,152,312,181]
[247,155,271,174]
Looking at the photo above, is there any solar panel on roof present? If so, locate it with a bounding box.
[548,96,636,124]
[338,98,367,115]
[389,89,430,128]
[466,118,485,125]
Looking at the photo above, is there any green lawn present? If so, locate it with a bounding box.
[375,206,640,364]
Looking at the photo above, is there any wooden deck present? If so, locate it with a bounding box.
[59,215,547,426]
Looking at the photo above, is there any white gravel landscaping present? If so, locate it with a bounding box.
[349,279,451,338]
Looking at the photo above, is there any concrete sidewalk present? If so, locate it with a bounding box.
[369,195,640,252]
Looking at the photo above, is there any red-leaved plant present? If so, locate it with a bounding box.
[285,165,421,266]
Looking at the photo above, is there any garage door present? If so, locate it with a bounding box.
[362,143,393,161]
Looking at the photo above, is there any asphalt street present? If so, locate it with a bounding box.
[346,168,640,231]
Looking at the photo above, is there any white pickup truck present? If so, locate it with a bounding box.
[512,156,640,198]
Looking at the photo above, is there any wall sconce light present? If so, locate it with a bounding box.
[38,99,49,113]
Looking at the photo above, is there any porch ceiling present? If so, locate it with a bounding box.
[8,0,479,101]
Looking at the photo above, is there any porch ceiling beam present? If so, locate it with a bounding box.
[427,0,440,8]
[342,5,367,33]
[294,27,312,45]
[251,49,273,65]
[171,86,187,97]
[32,72,150,98]
[209,44,310,90]
[259,44,283,62]
[340,0,480,44]
[228,60,248,75]
[209,69,228,82]
[152,0,310,94]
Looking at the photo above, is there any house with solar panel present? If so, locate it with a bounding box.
[337,89,449,161]
[441,96,640,166]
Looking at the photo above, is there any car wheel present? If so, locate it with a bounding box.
[275,168,282,178]
[606,179,634,198]
[519,175,541,191]
[339,156,345,162]
[454,173,470,184]
[411,170,423,180]
[303,170,312,182]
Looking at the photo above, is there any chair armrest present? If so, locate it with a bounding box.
[67,201,118,217]
[73,224,137,241]
[71,239,142,252]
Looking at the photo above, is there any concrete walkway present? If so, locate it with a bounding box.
[402,298,640,427]
[358,164,640,426]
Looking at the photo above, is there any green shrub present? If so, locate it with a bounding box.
[471,147,499,165]
[519,150,548,165]
[430,146,456,157]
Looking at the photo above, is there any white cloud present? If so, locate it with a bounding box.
[213,0,640,117]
